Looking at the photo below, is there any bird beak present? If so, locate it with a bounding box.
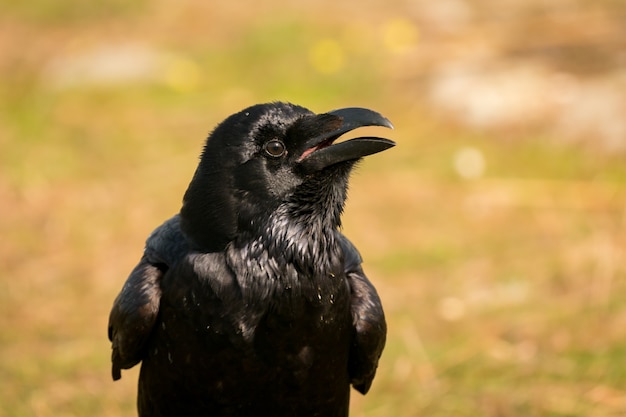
[297,107,395,172]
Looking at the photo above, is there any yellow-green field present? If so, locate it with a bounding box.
[2,1,626,416]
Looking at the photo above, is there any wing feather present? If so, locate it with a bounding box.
[338,234,387,394]
[108,215,187,380]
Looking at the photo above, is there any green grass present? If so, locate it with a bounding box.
[2,2,626,417]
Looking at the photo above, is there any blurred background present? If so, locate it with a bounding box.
[2,0,626,416]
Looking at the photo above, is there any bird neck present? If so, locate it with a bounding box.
[225,174,349,303]
[231,199,344,274]
[226,212,344,305]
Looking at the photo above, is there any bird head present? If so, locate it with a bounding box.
[180,102,394,252]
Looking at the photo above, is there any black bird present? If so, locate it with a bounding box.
[108,102,394,417]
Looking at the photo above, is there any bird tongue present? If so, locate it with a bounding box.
[298,138,336,161]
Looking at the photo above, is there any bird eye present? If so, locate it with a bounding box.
[264,140,286,157]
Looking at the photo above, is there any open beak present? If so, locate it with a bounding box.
[297,107,395,173]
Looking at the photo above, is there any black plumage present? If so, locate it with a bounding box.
[108,102,394,417]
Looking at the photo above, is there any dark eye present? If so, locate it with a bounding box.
[264,140,286,157]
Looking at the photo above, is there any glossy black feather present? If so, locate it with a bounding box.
[108,102,392,417]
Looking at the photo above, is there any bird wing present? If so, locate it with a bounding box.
[338,234,387,395]
[108,216,187,380]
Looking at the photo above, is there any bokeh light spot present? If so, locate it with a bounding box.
[454,146,486,179]
[162,57,201,93]
[382,18,419,54]
[308,38,345,75]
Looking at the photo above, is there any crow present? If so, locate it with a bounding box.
[108,102,394,417]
